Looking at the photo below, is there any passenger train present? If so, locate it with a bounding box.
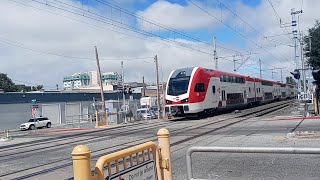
[165,67,296,117]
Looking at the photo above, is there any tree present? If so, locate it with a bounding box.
[31,85,43,91]
[305,20,320,68]
[0,73,17,92]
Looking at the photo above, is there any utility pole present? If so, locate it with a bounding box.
[95,46,107,126]
[281,69,283,83]
[213,36,218,69]
[259,59,262,78]
[121,61,127,124]
[154,55,161,120]
[142,76,146,97]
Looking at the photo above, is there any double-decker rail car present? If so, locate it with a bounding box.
[165,67,296,117]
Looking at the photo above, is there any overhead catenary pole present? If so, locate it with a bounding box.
[95,46,108,126]
[281,69,283,83]
[259,59,262,78]
[121,61,127,124]
[155,55,161,120]
[213,36,218,69]
[233,55,236,72]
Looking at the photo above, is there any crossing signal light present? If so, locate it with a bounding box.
[290,69,300,80]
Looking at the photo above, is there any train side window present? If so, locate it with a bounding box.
[228,76,232,82]
[212,86,216,94]
[249,87,251,93]
[223,75,227,82]
[195,83,205,92]
[220,75,223,82]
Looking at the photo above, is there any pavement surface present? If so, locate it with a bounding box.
[1,101,320,180]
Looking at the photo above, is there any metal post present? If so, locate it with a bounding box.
[142,76,146,97]
[161,65,166,119]
[121,61,127,124]
[233,55,236,72]
[157,128,173,180]
[72,145,93,180]
[301,33,307,95]
[155,55,161,120]
[281,69,283,83]
[213,36,218,69]
[259,59,262,78]
[291,8,302,94]
[95,46,108,126]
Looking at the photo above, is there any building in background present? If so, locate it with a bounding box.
[63,71,119,90]
[102,72,118,85]
[63,72,90,89]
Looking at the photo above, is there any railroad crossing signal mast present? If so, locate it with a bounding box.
[291,8,302,93]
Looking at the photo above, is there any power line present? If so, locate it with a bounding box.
[187,0,293,66]
[92,0,247,54]
[215,0,293,64]
[267,0,293,42]
[9,0,218,58]
[0,37,154,61]
[49,0,243,54]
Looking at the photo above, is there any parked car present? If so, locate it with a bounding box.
[135,108,157,120]
[20,117,51,130]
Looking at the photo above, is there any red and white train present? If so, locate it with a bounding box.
[165,67,296,117]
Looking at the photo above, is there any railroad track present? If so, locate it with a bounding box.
[0,100,293,180]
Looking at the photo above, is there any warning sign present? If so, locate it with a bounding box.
[31,108,37,117]
[108,160,156,180]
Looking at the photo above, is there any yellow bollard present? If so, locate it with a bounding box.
[72,145,93,180]
[315,97,319,115]
[157,128,173,180]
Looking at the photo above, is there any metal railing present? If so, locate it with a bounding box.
[186,146,320,180]
[72,128,173,180]
[65,114,95,128]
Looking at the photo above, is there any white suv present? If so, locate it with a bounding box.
[20,117,52,130]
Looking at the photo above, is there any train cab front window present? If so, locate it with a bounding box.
[168,76,190,96]
[194,83,205,92]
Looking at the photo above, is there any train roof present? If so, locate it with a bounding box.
[197,67,289,86]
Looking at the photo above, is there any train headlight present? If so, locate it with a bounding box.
[166,100,172,104]
[181,98,188,103]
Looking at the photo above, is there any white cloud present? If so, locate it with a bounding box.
[137,0,228,31]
